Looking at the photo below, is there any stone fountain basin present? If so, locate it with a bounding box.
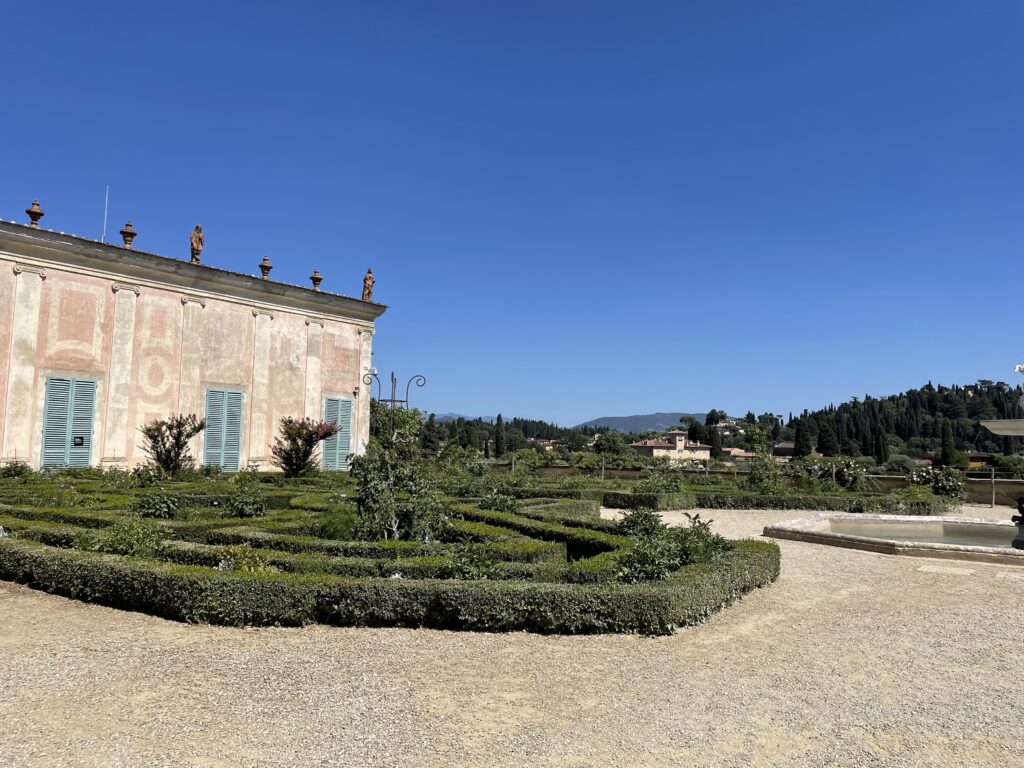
[763,513,1024,566]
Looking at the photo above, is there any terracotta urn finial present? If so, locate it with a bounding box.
[310,269,323,291]
[26,199,44,228]
[259,256,273,280]
[119,221,137,249]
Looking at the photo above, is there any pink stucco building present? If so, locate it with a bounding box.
[0,210,385,471]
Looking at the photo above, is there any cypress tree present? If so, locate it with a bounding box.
[817,421,838,456]
[939,418,955,466]
[494,414,506,458]
[793,422,813,458]
[710,427,723,459]
[860,428,873,457]
[873,431,890,464]
[421,414,441,453]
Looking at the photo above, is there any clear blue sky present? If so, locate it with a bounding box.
[2,2,1021,426]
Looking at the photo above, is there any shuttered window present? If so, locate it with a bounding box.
[322,397,353,471]
[41,376,96,468]
[204,388,244,471]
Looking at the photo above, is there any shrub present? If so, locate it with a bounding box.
[478,491,519,513]
[911,466,967,501]
[227,484,267,517]
[0,461,33,479]
[271,417,339,478]
[634,461,683,494]
[130,490,179,519]
[799,458,866,492]
[745,445,783,493]
[616,535,680,583]
[669,513,729,565]
[87,518,164,557]
[617,512,729,583]
[216,544,277,573]
[450,544,502,580]
[140,414,206,476]
[617,507,667,539]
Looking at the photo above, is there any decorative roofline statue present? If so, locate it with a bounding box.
[189,225,204,263]
[362,268,374,301]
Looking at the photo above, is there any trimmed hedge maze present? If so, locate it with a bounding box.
[0,477,780,635]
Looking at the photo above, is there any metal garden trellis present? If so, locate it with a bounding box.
[361,369,426,448]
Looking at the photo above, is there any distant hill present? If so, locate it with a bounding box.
[575,412,707,433]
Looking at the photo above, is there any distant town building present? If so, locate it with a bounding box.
[720,447,757,461]
[631,430,711,463]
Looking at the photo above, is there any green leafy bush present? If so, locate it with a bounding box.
[450,544,502,580]
[478,491,519,513]
[130,490,179,519]
[0,461,33,479]
[227,484,267,517]
[617,507,667,538]
[87,518,164,557]
[216,543,277,573]
[616,535,680,583]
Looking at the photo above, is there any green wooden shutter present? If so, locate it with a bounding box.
[223,391,244,472]
[41,376,95,468]
[204,388,244,471]
[68,379,96,467]
[41,377,72,467]
[204,389,225,467]
[322,397,352,470]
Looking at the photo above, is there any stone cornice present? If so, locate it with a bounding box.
[0,221,386,326]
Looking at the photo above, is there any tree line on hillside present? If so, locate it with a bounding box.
[416,380,1023,468]
[710,380,1022,467]
[418,413,606,458]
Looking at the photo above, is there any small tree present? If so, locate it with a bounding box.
[709,426,723,459]
[271,417,339,477]
[816,421,838,456]
[140,414,206,477]
[938,418,956,467]
[494,413,506,458]
[594,430,627,455]
[793,421,813,458]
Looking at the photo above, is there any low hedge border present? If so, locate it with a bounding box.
[0,537,780,635]
[452,504,631,560]
[602,490,951,515]
[159,541,538,581]
[188,525,563,564]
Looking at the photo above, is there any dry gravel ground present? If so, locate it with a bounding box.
[1,505,1022,768]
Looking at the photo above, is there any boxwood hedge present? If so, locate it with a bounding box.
[0,477,782,635]
[0,537,779,635]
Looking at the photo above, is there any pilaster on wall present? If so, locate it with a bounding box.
[303,318,324,420]
[2,265,45,465]
[248,309,273,467]
[177,295,206,459]
[356,328,374,455]
[101,283,140,464]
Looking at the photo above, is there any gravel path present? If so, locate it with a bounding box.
[2,506,1022,768]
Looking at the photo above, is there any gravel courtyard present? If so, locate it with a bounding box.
[1,506,1021,768]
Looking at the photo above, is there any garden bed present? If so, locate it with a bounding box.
[0,478,779,635]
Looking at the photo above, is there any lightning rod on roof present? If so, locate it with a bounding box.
[101,185,109,243]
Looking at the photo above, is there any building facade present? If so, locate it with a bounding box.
[630,431,712,463]
[0,217,385,471]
